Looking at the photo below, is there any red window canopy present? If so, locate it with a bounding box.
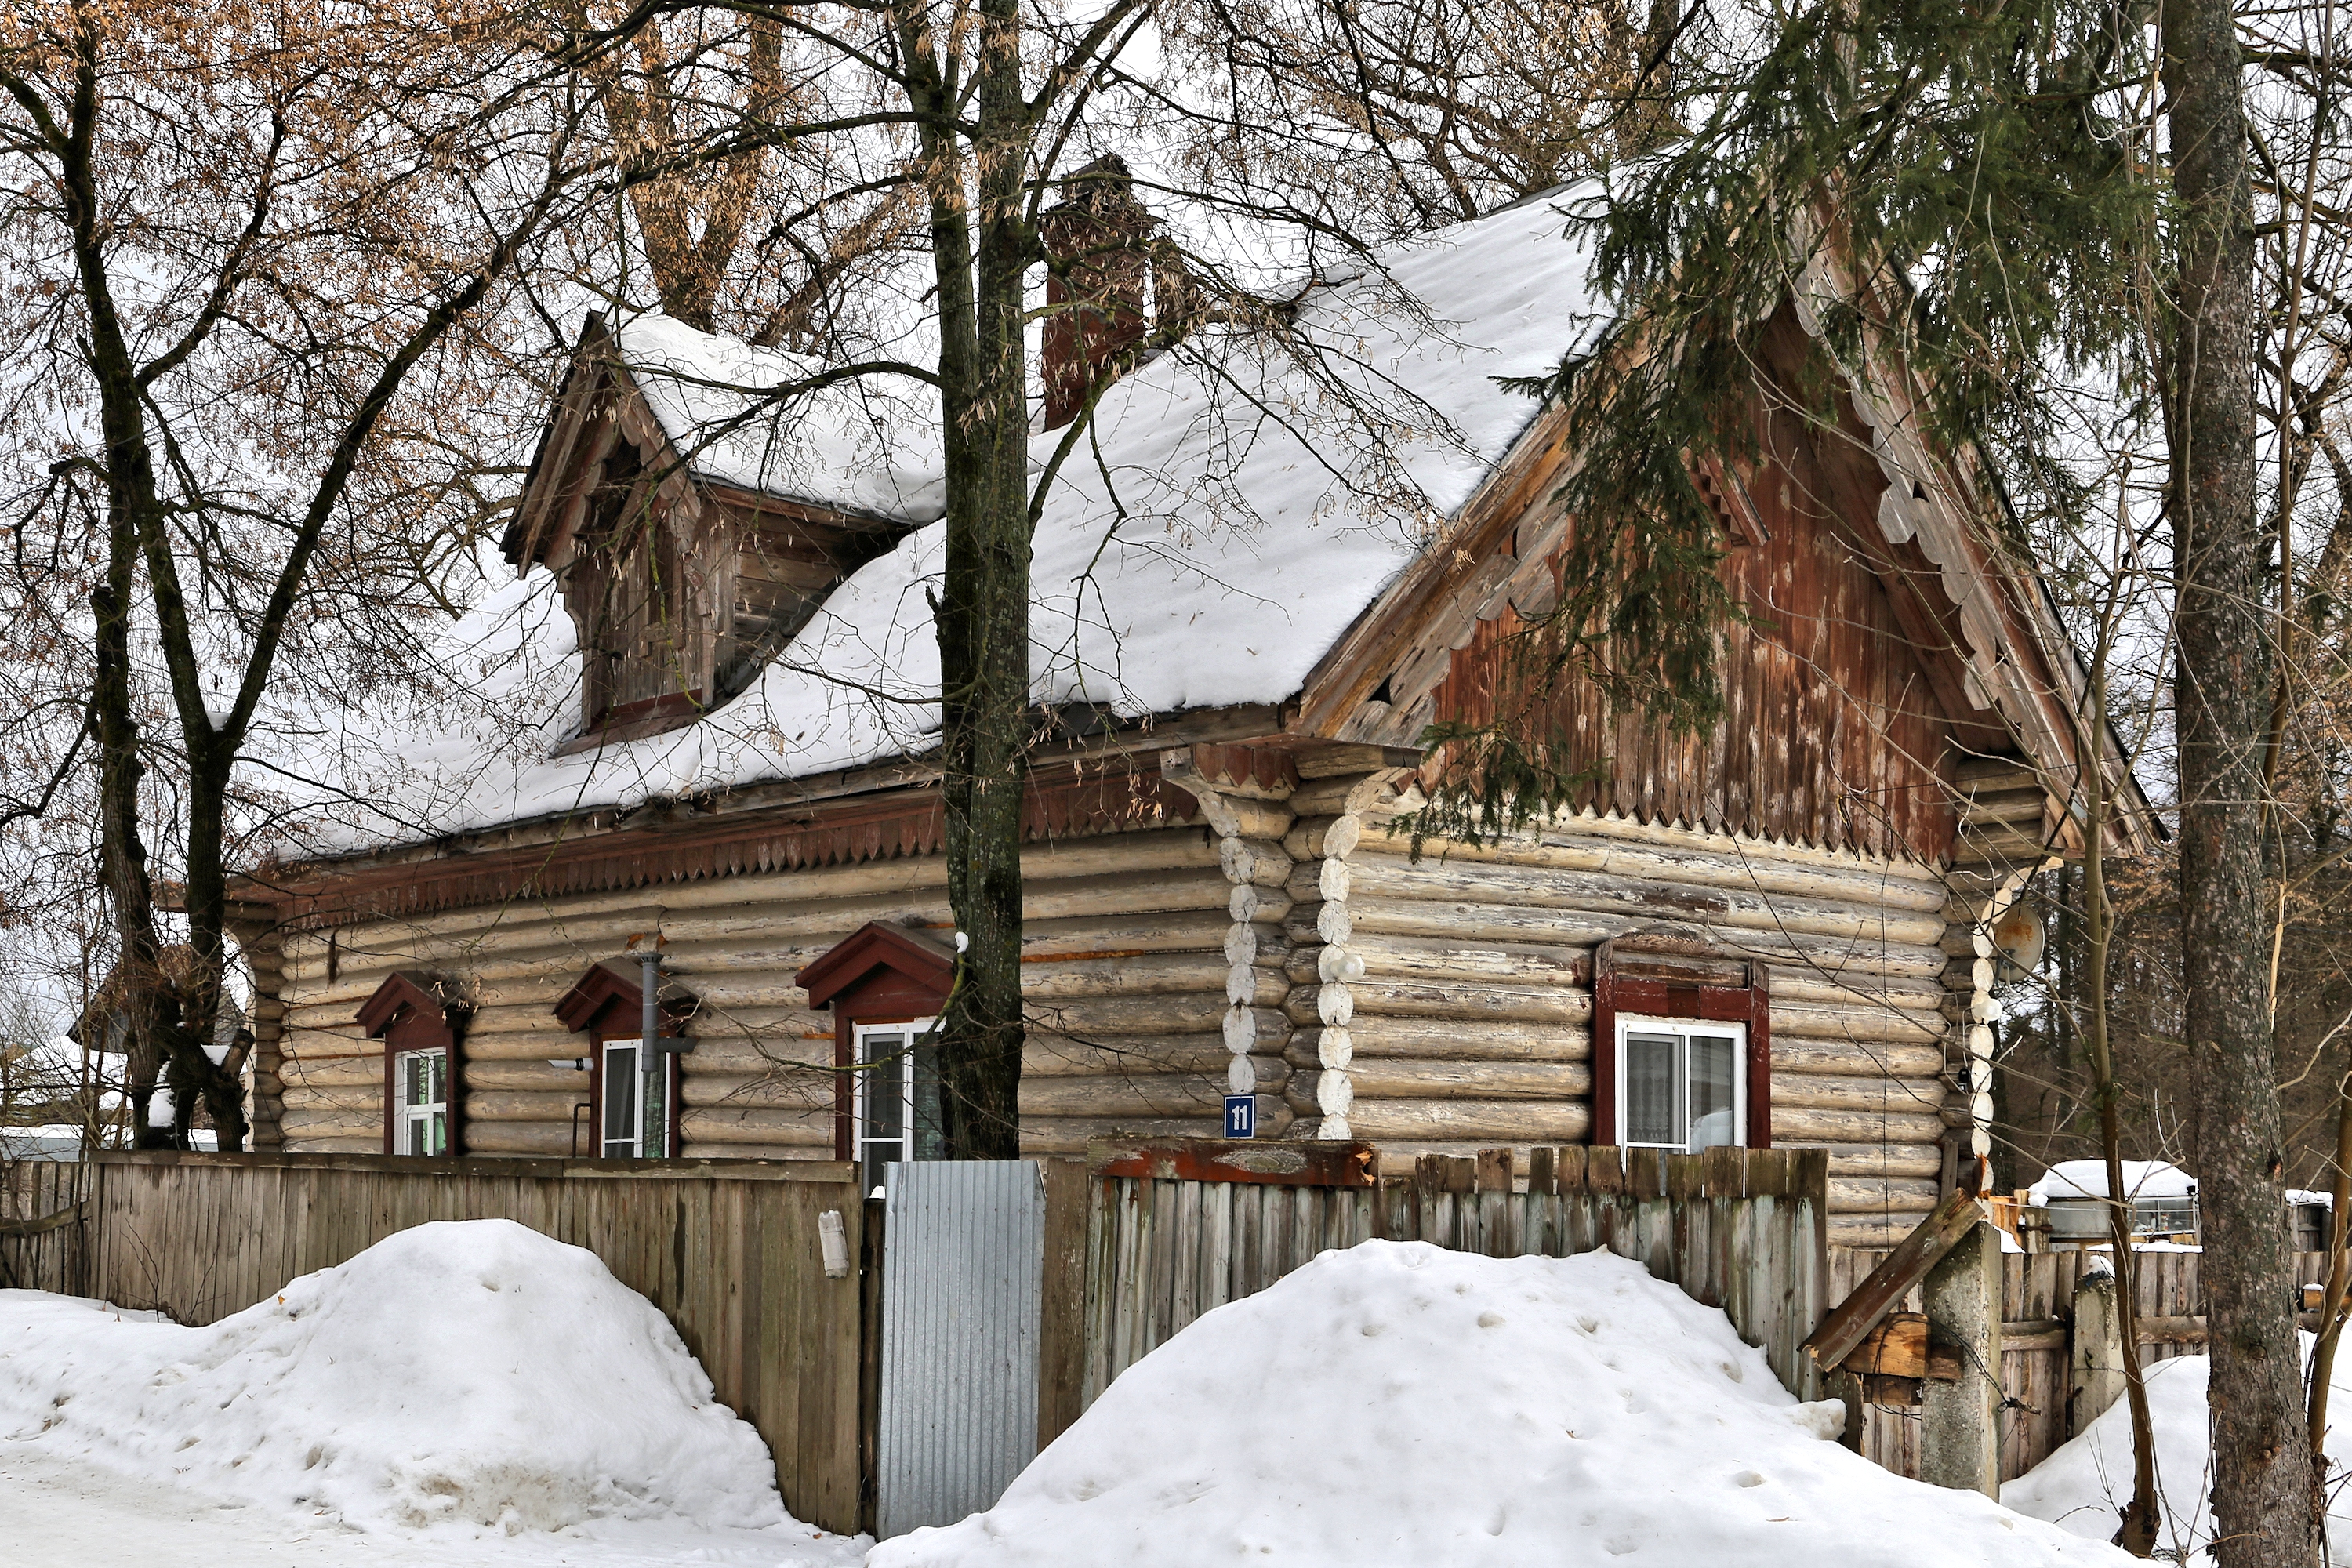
[357,971,464,1043]
[554,957,699,1038]
[797,922,955,1014]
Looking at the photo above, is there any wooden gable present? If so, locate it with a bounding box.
[1295,302,2153,868]
[501,314,916,748]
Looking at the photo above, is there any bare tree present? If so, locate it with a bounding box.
[0,0,608,1149]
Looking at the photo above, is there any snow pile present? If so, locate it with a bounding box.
[872,1241,2130,1568]
[2005,1341,2352,1562]
[2028,1160,2196,1206]
[0,1220,788,1536]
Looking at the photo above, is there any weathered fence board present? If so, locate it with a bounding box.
[0,1159,89,1296]
[73,1151,867,1534]
[1831,1244,2331,1484]
[1076,1143,1829,1425]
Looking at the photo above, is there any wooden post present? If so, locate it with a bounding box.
[1920,1219,2002,1495]
[2068,1263,2126,1438]
[858,1192,885,1537]
[1036,1157,1090,1450]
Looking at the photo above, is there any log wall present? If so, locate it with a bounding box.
[268,818,1258,1160]
[263,764,1965,1250]
[1307,804,1955,1250]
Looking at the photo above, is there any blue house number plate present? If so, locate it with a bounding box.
[1224,1094,1256,1139]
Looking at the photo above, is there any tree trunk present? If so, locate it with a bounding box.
[916,0,1030,1160]
[2168,0,2320,1554]
[2084,721,2161,1555]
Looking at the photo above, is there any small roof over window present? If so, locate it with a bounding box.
[797,923,955,1011]
[554,957,699,1036]
[357,971,463,1039]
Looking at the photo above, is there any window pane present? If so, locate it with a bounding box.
[861,1138,902,1196]
[429,1052,447,1106]
[603,1044,638,1156]
[431,1111,447,1157]
[910,1036,946,1161]
[1689,1035,1737,1151]
[403,1053,424,1107]
[404,1116,422,1156]
[1624,1033,1679,1146]
[860,1034,906,1151]
[641,1055,666,1158]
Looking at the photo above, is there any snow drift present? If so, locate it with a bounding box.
[2005,1340,2352,1562]
[870,1240,2131,1567]
[0,1219,787,1535]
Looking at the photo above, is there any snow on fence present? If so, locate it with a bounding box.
[63,1150,870,1534]
[0,1157,88,1295]
[1059,1142,1831,1436]
[1828,1243,2336,1483]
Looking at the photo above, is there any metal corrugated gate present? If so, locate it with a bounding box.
[877,1160,1044,1538]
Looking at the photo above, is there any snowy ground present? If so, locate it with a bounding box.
[2005,1338,2352,1564]
[874,1241,2133,1568]
[0,1441,861,1568]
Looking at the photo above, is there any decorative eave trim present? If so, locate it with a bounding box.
[242,761,1203,931]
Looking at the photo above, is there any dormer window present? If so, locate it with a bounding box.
[572,464,710,737]
[503,312,933,753]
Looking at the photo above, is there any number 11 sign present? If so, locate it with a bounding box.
[1224,1094,1256,1139]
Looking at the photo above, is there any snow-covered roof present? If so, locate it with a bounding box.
[2027,1160,2196,1207]
[298,194,1604,851]
[616,315,947,524]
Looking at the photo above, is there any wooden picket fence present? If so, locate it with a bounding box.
[1831,1244,2336,1483]
[1064,1142,1830,1431]
[0,1158,89,1296]
[15,1151,871,1534]
[21,1142,2299,1506]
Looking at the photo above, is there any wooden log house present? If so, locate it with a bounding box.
[228,192,2154,1250]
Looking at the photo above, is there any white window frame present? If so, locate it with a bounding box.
[598,1038,670,1160]
[851,1018,939,1190]
[394,1047,448,1157]
[1614,1014,1748,1153]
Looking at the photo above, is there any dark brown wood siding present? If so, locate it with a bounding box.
[1430,415,1958,865]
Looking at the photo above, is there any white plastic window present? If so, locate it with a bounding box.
[851,1019,943,1193]
[1617,1016,1745,1152]
[395,1048,448,1157]
[600,1040,668,1159]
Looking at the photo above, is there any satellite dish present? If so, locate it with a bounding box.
[1992,901,2046,979]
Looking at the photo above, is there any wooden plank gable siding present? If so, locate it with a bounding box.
[1423,401,1958,866]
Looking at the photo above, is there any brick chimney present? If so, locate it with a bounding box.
[1040,155,1154,430]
